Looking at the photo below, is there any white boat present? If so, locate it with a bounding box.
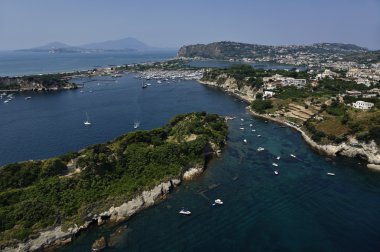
[257,147,265,152]
[84,112,91,126]
[179,209,191,215]
[290,154,296,158]
[243,139,247,143]
[272,163,278,167]
[133,121,140,129]
[257,134,261,137]
[142,80,148,89]
[157,80,162,84]
[327,172,335,176]
[240,118,244,121]
[3,99,10,103]
[276,156,281,160]
[214,199,223,205]
[249,124,253,127]
[252,129,256,132]
[274,170,279,175]
[239,127,244,130]
[25,96,32,100]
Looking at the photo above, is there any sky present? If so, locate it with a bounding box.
[0,0,379,50]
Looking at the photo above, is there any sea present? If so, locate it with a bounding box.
[0,51,379,252]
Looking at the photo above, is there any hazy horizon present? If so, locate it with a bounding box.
[0,0,379,50]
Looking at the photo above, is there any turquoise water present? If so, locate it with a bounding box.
[1,69,379,251]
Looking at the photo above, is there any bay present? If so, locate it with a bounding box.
[0,58,379,251]
[0,51,175,77]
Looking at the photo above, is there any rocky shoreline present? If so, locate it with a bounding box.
[3,143,223,252]
[198,80,380,168]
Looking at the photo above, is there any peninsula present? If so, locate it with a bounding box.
[0,74,77,92]
[199,64,380,167]
[0,112,228,251]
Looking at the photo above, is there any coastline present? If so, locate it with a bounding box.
[198,80,380,167]
[3,142,223,252]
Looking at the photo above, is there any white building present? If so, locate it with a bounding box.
[263,74,306,88]
[352,101,375,110]
[263,91,275,98]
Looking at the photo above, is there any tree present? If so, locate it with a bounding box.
[251,100,273,114]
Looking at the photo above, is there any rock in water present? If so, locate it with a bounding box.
[109,225,128,247]
[92,236,106,252]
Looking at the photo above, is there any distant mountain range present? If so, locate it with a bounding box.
[177,41,369,59]
[18,37,169,53]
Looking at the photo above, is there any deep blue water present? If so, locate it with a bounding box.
[0,51,176,76]
[1,74,379,251]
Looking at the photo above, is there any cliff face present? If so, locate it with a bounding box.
[178,43,224,59]
[301,133,380,165]
[199,73,256,102]
[6,179,181,252]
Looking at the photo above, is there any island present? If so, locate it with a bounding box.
[0,112,228,251]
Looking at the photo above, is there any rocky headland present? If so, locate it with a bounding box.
[1,112,227,251]
[198,77,380,167]
[0,76,77,92]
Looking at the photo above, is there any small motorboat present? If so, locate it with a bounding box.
[257,134,261,137]
[276,156,281,160]
[249,124,253,127]
[327,172,335,176]
[290,154,296,158]
[25,96,32,100]
[241,118,244,121]
[252,129,256,132]
[134,121,140,129]
[243,139,247,143]
[214,199,223,205]
[240,127,244,130]
[257,147,265,152]
[179,209,191,215]
[274,170,279,175]
[272,163,278,167]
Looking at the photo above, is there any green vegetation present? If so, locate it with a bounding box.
[251,100,273,114]
[202,65,307,89]
[178,41,367,60]
[204,65,378,146]
[0,74,77,91]
[0,112,228,247]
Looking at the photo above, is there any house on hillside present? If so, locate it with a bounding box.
[352,101,374,110]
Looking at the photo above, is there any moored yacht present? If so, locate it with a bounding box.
[214,199,223,205]
[179,208,191,215]
[84,112,91,126]
[257,147,265,152]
